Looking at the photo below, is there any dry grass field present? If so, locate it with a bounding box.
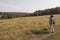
[0,15,60,40]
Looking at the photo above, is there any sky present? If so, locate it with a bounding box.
[0,0,60,13]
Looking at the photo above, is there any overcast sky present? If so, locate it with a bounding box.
[0,0,60,13]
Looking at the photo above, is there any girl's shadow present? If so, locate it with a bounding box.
[31,28,49,34]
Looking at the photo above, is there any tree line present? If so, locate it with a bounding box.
[0,7,60,19]
[34,7,60,16]
[0,12,33,19]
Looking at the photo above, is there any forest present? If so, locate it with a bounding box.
[0,7,60,19]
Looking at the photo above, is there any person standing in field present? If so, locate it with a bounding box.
[49,15,55,34]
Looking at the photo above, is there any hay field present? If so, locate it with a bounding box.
[0,15,60,40]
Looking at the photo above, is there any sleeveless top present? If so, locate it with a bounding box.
[49,17,55,24]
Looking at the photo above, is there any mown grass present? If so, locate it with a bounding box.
[0,15,60,40]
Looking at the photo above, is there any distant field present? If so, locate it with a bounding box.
[0,15,60,40]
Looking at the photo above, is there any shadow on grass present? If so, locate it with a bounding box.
[31,28,49,34]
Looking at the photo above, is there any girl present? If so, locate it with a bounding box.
[49,15,55,34]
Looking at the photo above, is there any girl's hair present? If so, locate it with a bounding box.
[50,15,53,17]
